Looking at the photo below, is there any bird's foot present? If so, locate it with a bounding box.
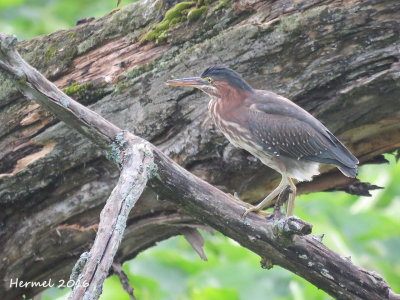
[228,193,271,217]
[243,206,271,218]
[106,7,121,16]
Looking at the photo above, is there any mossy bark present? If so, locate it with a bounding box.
[1,0,400,298]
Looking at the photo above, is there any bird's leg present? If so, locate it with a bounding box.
[286,178,297,216]
[243,176,288,217]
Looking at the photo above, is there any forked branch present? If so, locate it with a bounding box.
[1,33,398,300]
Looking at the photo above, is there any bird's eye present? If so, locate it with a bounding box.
[205,77,213,83]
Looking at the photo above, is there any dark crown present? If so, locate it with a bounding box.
[201,66,253,92]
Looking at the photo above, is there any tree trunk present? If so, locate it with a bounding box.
[1,0,399,298]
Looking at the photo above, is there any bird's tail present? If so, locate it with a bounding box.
[337,164,358,178]
[326,131,359,178]
[307,131,359,178]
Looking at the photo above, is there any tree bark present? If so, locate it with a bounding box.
[1,0,400,299]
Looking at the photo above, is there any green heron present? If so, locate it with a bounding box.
[166,66,358,217]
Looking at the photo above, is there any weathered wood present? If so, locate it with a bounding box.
[67,135,151,300]
[0,33,153,300]
[1,0,400,298]
[1,32,398,299]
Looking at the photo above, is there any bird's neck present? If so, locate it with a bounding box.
[219,88,250,108]
[208,90,250,123]
[214,81,253,105]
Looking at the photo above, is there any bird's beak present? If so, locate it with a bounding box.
[166,77,208,87]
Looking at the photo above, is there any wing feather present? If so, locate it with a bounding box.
[245,91,358,177]
[248,110,329,159]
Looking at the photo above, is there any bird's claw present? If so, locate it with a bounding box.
[243,208,255,217]
[243,207,271,218]
[229,193,271,217]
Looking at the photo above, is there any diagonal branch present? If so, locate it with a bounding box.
[1,33,399,300]
[0,33,149,299]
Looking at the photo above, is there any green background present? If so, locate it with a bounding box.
[44,155,400,300]
[1,1,399,299]
[0,0,132,40]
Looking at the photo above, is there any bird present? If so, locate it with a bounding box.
[166,66,359,217]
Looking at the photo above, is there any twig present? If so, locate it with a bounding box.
[182,228,208,261]
[112,263,136,300]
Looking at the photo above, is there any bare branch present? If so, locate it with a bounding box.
[0,33,120,154]
[68,135,152,299]
[0,33,151,299]
[149,148,398,299]
[1,31,399,300]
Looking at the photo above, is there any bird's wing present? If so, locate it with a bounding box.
[245,91,358,176]
[246,90,335,141]
[246,108,330,160]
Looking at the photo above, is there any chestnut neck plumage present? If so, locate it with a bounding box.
[214,81,254,110]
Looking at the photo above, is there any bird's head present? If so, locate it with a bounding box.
[166,66,254,98]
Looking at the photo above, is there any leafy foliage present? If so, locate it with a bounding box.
[0,0,134,40]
